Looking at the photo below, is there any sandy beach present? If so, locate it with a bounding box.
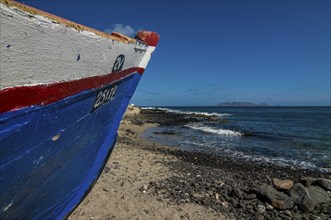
[68,107,225,220]
[69,106,331,220]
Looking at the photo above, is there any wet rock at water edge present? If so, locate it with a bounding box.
[153,130,180,135]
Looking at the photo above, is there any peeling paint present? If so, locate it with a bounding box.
[33,156,44,165]
[3,202,13,212]
[52,129,64,141]
[52,134,61,141]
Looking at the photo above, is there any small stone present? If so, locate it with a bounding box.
[102,188,109,192]
[293,213,304,220]
[265,203,274,210]
[273,178,294,191]
[254,214,264,220]
[109,171,117,176]
[230,198,238,207]
[215,180,225,188]
[222,201,229,208]
[246,204,254,210]
[256,204,266,214]
[103,166,111,173]
[283,210,293,218]
[192,193,204,199]
[206,190,213,196]
[244,193,256,200]
[215,193,219,200]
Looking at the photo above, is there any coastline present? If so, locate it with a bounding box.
[69,106,331,220]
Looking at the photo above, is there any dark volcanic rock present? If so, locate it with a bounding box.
[153,130,179,135]
[290,183,316,212]
[139,108,226,126]
[255,184,293,210]
[313,178,331,191]
[300,177,317,187]
[306,185,331,204]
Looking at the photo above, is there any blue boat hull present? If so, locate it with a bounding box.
[0,73,141,219]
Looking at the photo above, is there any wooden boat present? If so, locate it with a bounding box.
[0,0,159,219]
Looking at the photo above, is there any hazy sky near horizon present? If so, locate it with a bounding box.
[17,0,330,106]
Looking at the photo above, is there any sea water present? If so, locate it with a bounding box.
[142,106,331,171]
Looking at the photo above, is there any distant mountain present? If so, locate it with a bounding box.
[217,101,270,107]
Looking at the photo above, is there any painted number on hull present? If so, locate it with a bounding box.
[93,85,117,111]
[112,55,125,72]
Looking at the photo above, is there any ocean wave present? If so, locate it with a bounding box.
[217,147,329,172]
[142,107,231,118]
[186,124,242,136]
[141,107,158,110]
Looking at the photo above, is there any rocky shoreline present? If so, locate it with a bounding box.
[130,107,331,219]
[69,106,331,220]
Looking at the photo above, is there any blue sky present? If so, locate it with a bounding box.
[18,0,330,106]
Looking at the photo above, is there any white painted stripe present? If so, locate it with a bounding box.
[138,46,156,69]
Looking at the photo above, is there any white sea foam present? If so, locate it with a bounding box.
[203,143,328,171]
[228,150,327,171]
[141,107,231,118]
[186,124,242,136]
[141,107,158,110]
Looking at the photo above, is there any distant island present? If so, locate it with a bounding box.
[217,101,270,107]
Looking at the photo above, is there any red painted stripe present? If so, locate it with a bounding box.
[0,67,144,114]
